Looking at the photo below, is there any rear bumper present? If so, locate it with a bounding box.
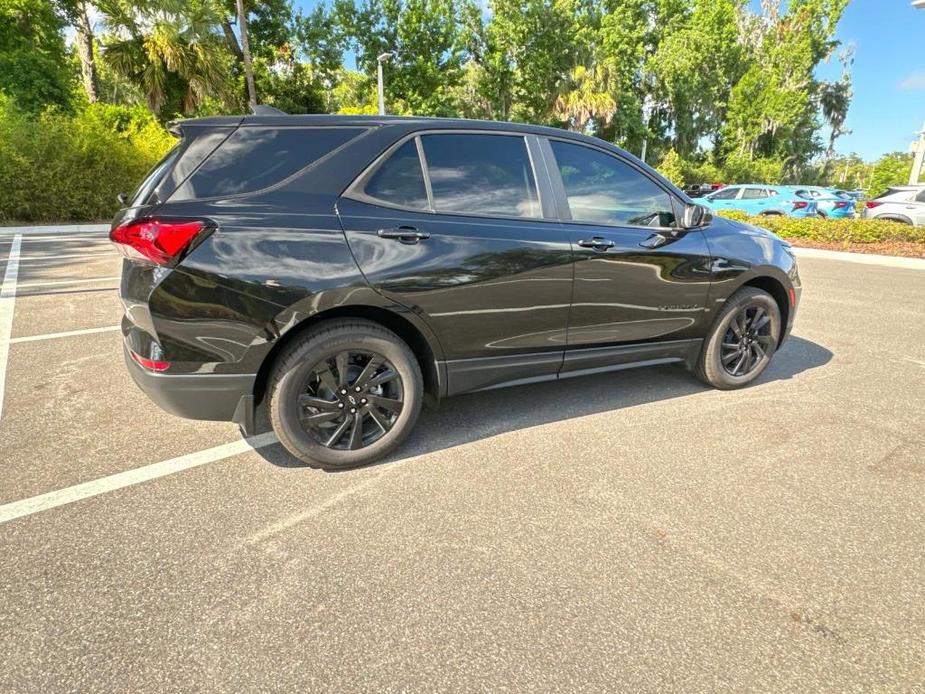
[124,345,256,431]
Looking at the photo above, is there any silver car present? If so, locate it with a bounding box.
[862,185,925,226]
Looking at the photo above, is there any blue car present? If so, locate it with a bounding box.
[784,186,856,219]
[701,184,818,218]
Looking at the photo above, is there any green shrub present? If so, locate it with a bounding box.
[0,96,173,222]
[714,209,925,245]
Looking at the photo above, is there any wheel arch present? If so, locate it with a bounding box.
[253,304,444,408]
[740,275,790,347]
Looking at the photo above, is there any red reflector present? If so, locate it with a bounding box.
[130,350,170,372]
[865,201,882,209]
[792,201,808,209]
[788,287,796,307]
[110,218,206,265]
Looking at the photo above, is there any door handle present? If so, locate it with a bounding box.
[377,226,431,243]
[577,237,615,251]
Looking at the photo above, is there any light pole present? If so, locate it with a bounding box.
[913,2,925,183]
[377,52,393,116]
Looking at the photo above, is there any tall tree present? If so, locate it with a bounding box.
[99,0,231,116]
[235,0,257,107]
[0,0,72,111]
[57,0,100,103]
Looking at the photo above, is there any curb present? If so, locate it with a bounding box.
[792,246,925,270]
[0,224,110,235]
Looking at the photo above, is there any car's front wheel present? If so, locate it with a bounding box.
[268,319,423,469]
[695,287,781,389]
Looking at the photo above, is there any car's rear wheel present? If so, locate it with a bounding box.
[695,287,781,389]
[268,319,423,469]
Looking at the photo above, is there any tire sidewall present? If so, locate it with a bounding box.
[702,290,781,389]
[270,329,422,469]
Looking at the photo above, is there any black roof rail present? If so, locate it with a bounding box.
[250,104,285,116]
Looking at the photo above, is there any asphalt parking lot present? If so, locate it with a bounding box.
[1,227,923,692]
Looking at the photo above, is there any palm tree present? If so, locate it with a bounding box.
[554,65,616,135]
[100,0,231,115]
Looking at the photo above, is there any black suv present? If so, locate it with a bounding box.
[112,114,800,469]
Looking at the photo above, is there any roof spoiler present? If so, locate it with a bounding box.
[250,104,285,116]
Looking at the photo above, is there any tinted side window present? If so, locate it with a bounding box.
[420,134,541,218]
[710,187,740,200]
[741,188,767,199]
[363,140,428,210]
[175,127,364,199]
[550,140,675,227]
[916,189,925,203]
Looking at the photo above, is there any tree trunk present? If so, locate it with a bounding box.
[221,18,244,61]
[235,0,257,108]
[74,3,98,103]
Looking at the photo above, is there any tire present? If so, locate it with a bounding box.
[695,287,781,390]
[268,319,423,470]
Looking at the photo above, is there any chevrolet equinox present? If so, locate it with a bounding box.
[111,112,801,469]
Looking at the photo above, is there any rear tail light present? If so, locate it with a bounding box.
[865,201,882,209]
[792,201,808,210]
[129,350,170,372]
[834,201,850,208]
[110,218,208,265]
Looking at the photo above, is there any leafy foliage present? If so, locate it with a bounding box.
[714,209,925,245]
[0,0,73,112]
[0,95,173,222]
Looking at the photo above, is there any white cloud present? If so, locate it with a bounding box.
[898,71,925,91]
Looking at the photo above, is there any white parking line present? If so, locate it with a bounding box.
[15,276,120,289]
[10,325,121,344]
[18,252,117,262]
[0,432,279,525]
[0,234,22,421]
[0,224,109,235]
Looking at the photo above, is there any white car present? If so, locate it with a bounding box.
[862,185,925,226]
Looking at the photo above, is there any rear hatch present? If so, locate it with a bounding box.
[110,120,239,367]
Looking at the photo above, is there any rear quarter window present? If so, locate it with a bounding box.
[173,127,365,200]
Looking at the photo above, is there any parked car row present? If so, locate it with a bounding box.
[690,181,925,225]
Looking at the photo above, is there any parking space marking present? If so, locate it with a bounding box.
[0,432,279,525]
[0,234,22,421]
[0,224,109,235]
[19,252,117,262]
[15,276,120,289]
[1,235,108,245]
[10,325,121,344]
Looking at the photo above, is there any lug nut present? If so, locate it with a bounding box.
[355,386,361,392]
[360,398,367,405]
[340,389,347,395]
[350,407,357,414]
[338,403,344,409]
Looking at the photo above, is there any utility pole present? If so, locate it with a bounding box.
[910,122,925,185]
[237,0,257,109]
[377,52,393,116]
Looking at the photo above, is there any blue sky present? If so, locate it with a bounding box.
[802,0,925,160]
[293,0,925,161]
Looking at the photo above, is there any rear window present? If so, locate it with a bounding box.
[173,127,364,200]
[420,134,541,218]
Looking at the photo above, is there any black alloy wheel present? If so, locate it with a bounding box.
[297,350,403,450]
[720,305,775,377]
[268,319,423,470]
[695,286,781,390]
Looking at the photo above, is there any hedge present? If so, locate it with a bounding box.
[714,209,925,245]
[0,96,174,223]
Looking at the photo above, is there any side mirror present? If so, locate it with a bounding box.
[117,192,128,206]
[681,203,712,229]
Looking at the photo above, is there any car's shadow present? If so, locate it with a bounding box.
[252,336,833,471]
